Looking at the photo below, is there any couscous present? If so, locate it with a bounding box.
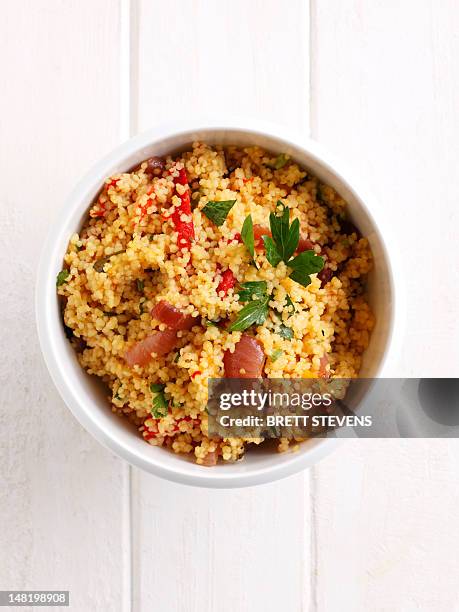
[57,143,374,465]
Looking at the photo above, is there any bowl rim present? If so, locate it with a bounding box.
[35,117,404,488]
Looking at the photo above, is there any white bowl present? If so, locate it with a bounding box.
[36,118,403,488]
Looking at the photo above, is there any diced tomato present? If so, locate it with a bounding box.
[201,450,218,466]
[151,300,195,331]
[318,267,333,288]
[319,354,330,378]
[125,330,178,367]
[168,165,195,250]
[217,269,236,296]
[223,334,266,378]
[191,370,201,379]
[253,224,271,250]
[223,232,241,245]
[297,234,316,253]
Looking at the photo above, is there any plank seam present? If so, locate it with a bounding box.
[120,1,134,611]
[308,0,319,609]
[309,0,317,140]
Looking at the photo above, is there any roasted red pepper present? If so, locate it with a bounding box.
[169,166,195,250]
[217,269,236,295]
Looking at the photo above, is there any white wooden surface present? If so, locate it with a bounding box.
[0,1,458,611]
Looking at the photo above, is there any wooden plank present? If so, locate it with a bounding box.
[132,1,312,610]
[0,2,128,610]
[311,1,459,609]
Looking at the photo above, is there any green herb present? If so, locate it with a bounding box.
[174,352,180,363]
[316,183,326,204]
[139,297,146,314]
[267,153,289,170]
[278,325,294,340]
[136,279,144,293]
[287,250,324,288]
[240,214,258,267]
[93,249,125,273]
[114,388,122,401]
[148,234,155,242]
[228,296,270,332]
[56,269,70,287]
[201,199,236,227]
[150,383,165,393]
[266,202,300,264]
[151,393,169,418]
[270,348,283,362]
[285,294,296,315]
[205,319,220,327]
[261,202,324,287]
[150,383,168,418]
[230,280,270,331]
[237,281,268,303]
[262,235,282,267]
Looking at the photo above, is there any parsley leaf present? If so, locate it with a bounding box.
[230,281,270,331]
[93,249,126,273]
[287,250,324,287]
[150,383,165,393]
[136,279,144,292]
[241,214,255,260]
[267,154,289,170]
[205,319,220,327]
[278,324,294,340]
[229,296,270,332]
[201,199,236,226]
[260,201,324,289]
[237,281,268,303]
[56,269,70,287]
[267,202,299,264]
[285,294,296,316]
[150,383,168,418]
[270,348,283,362]
[262,235,282,267]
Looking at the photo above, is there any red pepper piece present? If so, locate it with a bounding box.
[169,166,195,250]
[253,225,271,250]
[90,200,107,218]
[217,269,236,295]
